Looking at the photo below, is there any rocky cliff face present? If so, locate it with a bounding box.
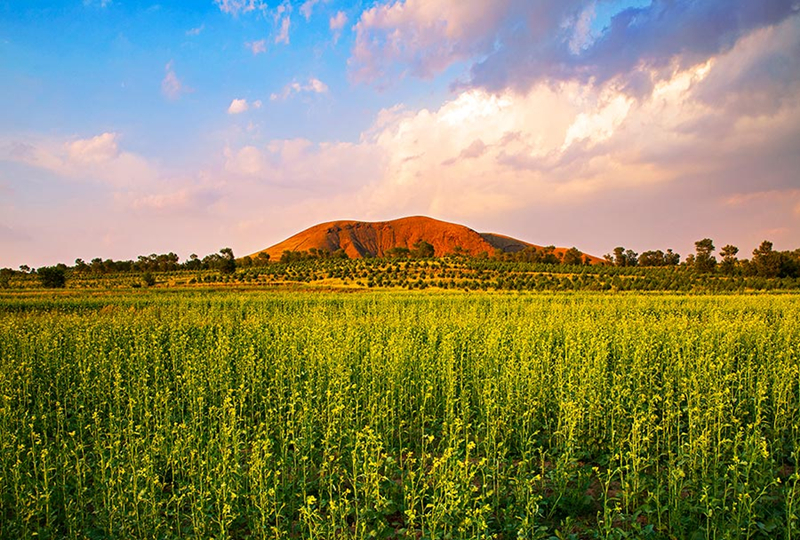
[251,216,601,262]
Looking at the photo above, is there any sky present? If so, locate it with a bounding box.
[1,0,799,268]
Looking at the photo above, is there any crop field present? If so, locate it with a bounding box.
[0,291,799,539]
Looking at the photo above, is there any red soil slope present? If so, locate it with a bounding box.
[251,216,602,263]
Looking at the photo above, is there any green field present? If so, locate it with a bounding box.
[1,291,798,539]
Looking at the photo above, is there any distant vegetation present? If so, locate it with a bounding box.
[3,238,800,291]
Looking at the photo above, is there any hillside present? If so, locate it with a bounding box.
[251,216,603,263]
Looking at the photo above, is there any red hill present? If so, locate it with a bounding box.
[251,216,602,263]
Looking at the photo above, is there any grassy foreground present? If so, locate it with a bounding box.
[0,291,799,539]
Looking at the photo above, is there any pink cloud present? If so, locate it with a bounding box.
[330,11,348,43]
[246,39,267,55]
[275,16,290,44]
[300,0,327,20]
[215,0,265,16]
[227,98,249,114]
[270,78,329,100]
[351,0,511,83]
[161,61,190,100]
[349,0,799,93]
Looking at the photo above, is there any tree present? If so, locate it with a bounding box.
[142,272,156,287]
[185,253,202,270]
[639,250,665,267]
[613,247,627,267]
[664,249,680,266]
[750,241,800,278]
[0,268,12,289]
[540,246,561,265]
[254,252,271,266]
[19,265,30,273]
[411,240,435,259]
[694,238,716,273]
[719,244,739,275]
[751,241,778,278]
[218,247,236,274]
[37,266,66,288]
[611,247,637,267]
[90,258,104,274]
[562,247,584,266]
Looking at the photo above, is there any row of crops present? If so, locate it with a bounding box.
[7,257,800,292]
[1,292,799,538]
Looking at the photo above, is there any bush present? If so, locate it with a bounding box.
[37,266,66,288]
[0,268,12,289]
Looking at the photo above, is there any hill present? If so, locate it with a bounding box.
[251,216,603,263]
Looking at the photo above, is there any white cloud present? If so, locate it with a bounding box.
[161,61,189,100]
[246,39,267,55]
[186,24,204,37]
[67,133,120,163]
[228,98,250,114]
[83,0,112,8]
[270,78,329,100]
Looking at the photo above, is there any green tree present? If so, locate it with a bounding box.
[185,253,202,270]
[639,250,665,267]
[719,244,739,275]
[751,241,778,278]
[562,247,584,266]
[750,241,800,278]
[37,266,66,288]
[611,247,638,267]
[694,238,716,273]
[613,247,626,266]
[411,240,435,258]
[664,249,680,266]
[540,246,561,265]
[254,252,271,266]
[218,247,236,274]
[0,268,12,289]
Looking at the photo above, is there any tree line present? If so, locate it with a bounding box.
[1,247,256,289]
[605,239,800,278]
[3,237,799,289]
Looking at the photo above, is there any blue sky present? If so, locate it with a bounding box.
[2,0,799,267]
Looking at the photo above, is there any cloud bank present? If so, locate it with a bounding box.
[228,13,800,252]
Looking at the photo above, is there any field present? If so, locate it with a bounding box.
[1,290,799,539]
